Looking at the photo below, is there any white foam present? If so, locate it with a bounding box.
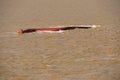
[91,25,101,28]
[65,25,101,28]
[36,30,64,33]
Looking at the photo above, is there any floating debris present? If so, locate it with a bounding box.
[17,25,100,35]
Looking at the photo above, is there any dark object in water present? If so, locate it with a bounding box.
[17,25,97,35]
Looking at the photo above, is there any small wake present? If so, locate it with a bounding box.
[0,31,64,37]
[0,32,18,38]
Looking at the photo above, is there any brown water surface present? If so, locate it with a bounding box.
[0,0,120,80]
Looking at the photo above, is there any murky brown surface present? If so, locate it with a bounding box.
[0,0,120,80]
